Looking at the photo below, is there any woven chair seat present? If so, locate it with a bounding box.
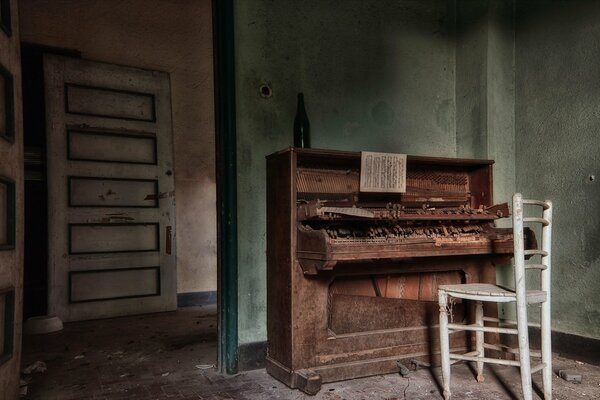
[439,283,547,304]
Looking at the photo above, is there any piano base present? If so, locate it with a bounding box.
[267,255,505,395]
[267,347,469,395]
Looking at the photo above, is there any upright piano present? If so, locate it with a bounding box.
[266,148,523,394]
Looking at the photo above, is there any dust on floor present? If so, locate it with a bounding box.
[20,306,600,399]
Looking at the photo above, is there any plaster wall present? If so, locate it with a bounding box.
[456,0,516,300]
[456,0,515,209]
[235,0,457,344]
[456,1,489,160]
[18,0,216,295]
[515,0,600,338]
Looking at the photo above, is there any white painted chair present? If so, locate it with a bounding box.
[438,194,552,400]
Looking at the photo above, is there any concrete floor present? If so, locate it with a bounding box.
[21,307,600,399]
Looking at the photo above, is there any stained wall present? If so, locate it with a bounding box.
[18,0,217,296]
[235,0,458,344]
[515,0,600,338]
[235,0,600,348]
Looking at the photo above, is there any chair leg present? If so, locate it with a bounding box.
[516,299,533,400]
[541,300,552,399]
[475,301,485,382]
[438,290,451,400]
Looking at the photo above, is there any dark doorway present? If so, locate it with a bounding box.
[21,43,80,319]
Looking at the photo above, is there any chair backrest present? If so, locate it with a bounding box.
[512,193,553,300]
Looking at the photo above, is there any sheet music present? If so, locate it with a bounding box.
[360,151,407,193]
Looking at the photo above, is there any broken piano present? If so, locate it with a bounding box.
[266,148,527,395]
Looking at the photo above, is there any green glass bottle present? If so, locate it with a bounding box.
[293,93,310,148]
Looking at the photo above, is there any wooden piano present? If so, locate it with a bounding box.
[266,148,525,394]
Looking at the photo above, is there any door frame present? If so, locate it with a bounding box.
[0,0,24,396]
[213,0,238,374]
[21,43,82,320]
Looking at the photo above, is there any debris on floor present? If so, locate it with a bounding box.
[410,359,431,370]
[22,361,47,375]
[19,379,28,397]
[19,305,600,400]
[195,364,215,370]
[559,369,583,383]
[21,361,47,398]
[396,361,411,377]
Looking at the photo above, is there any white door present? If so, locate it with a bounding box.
[0,0,24,397]
[44,55,176,322]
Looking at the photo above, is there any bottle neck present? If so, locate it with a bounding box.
[297,94,305,111]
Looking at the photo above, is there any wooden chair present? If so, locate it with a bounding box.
[438,193,553,399]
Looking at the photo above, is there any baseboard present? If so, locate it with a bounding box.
[528,327,600,366]
[177,291,217,308]
[238,341,267,371]
[235,330,599,373]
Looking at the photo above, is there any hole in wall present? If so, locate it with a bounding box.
[259,83,272,99]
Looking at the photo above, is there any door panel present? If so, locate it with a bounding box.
[44,55,176,321]
[68,177,158,208]
[0,63,15,142]
[65,84,156,121]
[67,129,157,164]
[69,223,160,254]
[69,267,160,303]
[0,177,14,247]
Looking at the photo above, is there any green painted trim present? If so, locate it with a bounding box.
[213,0,238,374]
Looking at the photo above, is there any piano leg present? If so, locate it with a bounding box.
[295,369,322,395]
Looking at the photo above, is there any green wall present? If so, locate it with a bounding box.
[234,0,600,346]
[455,0,517,307]
[455,0,515,208]
[235,0,458,344]
[515,0,600,338]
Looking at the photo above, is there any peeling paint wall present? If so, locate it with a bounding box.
[515,0,600,338]
[235,0,458,344]
[18,0,216,295]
